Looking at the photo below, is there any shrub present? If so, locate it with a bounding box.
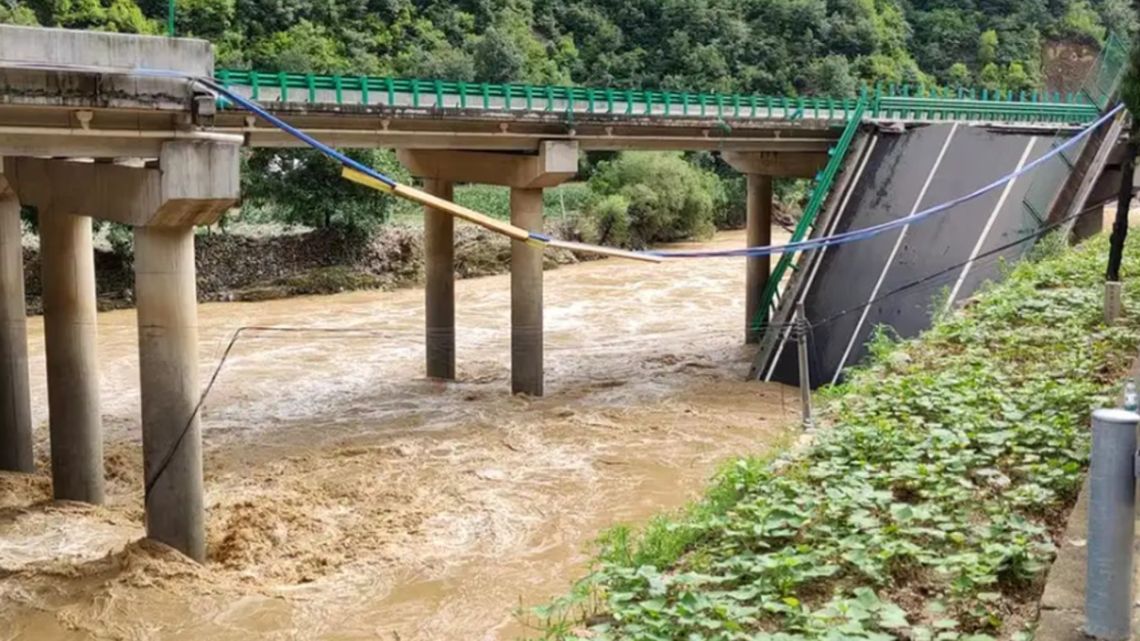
[585,152,717,247]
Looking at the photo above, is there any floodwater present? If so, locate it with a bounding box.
[0,229,800,641]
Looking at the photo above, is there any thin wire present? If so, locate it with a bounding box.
[143,326,403,500]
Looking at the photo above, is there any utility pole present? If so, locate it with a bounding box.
[167,0,175,36]
[1106,32,1140,321]
[795,302,814,431]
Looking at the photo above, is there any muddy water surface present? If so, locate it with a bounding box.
[0,230,799,641]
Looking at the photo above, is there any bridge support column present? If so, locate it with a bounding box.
[0,178,33,473]
[39,208,104,503]
[135,225,205,561]
[1073,204,1105,243]
[510,188,544,396]
[4,142,238,560]
[424,179,456,380]
[723,151,828,345]
[398,141,578,396]
[745,174,773,344]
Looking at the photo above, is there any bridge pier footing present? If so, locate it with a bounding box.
[0,180,33,473]
[1073,204,1105,243]
[135,225,205,561]
[745,174,773,344]
[510,188,544,397]
[39,209,105,504]
[424,179,456,380]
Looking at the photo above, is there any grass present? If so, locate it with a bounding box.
[526,231,1140,641]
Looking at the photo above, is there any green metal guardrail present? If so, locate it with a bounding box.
[214,69,1100,124]
[749,96,869,337]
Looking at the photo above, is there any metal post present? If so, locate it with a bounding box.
[1105,281,1123,324]
[796,302,813,431]
[1085,407,1140,640]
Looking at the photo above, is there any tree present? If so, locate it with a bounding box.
[979,62,1003,92]
[947,62,971,88]
[1059,0,1107,46]
[805,55,857,97]
[243,148,411,230]
[471,26,525,83]
[978,29,999,67]
[0,2,38,24]
[1004,61,1034,93]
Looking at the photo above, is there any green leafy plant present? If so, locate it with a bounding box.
[529,232,1140,640]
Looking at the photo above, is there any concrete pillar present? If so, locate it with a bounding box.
[1072,204,1105,243]
[0,187,33,472]
[510,188,544,397]
[745,174,774,344]
[135,225,205,561]
[38,210,104,503]
[423,179,455,380]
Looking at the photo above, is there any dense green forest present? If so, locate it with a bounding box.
[3,0,1135,243]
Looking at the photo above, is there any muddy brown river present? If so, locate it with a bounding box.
[0,229,800,640]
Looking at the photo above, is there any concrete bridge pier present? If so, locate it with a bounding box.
[38,207,105,503]
[724,152,828,344]
[0,174,33,473]
[744,175,773,344]
[399,141,578,396]
[423,179,456,380]
[5,141,238,559]
[509,188,544,396]
[135,224,205,560]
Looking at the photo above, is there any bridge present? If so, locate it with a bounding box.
[0,25,1127,562]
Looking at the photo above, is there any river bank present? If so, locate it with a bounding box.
[19,222,599,314]
[1,229,800,641]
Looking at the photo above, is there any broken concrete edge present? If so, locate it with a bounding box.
[1036,352,1140,641]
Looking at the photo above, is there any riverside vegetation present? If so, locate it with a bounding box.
[530,232,1140,640]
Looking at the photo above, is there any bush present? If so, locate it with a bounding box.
[454,184,511,220]
[583,152,717,247]
[543,183,594,218]
[576,194,632,247]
